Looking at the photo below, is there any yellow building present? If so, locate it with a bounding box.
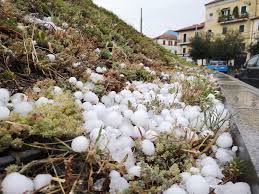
[205,0,259,55]
[175,23,205,58]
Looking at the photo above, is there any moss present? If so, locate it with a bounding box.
[0,92,84,151]
[3,70,16,80]
[130,133,192,192]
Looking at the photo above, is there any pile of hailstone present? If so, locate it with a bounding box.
[0,64,251,194]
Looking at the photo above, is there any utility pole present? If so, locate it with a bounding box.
[140,8,143,33]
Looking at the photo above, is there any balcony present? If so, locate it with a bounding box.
[218,13,249,24]
[177,39,191,45]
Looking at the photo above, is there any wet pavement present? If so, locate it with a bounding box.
[216,73,259,193]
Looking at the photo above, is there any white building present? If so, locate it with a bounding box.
[154,34,178,54]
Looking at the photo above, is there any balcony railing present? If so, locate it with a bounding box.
[218,12,249,23]
[178,39,190,45]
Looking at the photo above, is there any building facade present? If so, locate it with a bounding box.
[154,33,178,54]
[175,23,205,59]
[205,0,259,57]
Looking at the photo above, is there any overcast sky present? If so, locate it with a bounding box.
[93,0,212,38]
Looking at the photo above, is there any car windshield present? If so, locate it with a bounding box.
[210,61,226,66]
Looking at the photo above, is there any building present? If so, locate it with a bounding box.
[154,33,178,54]
[205,0,259,59]
[175,23,205,59]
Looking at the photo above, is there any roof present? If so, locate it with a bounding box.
[164,30,178,37]
[175,22,205,32]
[205,0,224,6]
[154,34,177,40]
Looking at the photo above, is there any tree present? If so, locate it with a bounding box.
[190,31,245,64]
[190,32,211,64]
[223,31,245,61]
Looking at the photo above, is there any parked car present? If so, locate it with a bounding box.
[235,54,259,88]
[206,61,229,73]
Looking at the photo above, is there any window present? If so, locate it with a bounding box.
[174,41,177,46]
[257,23,259,31]
[183,48,186,54]
[221,8,230,16]
[246,55,259,67]
[168,41,173,46]
[239,25,245,33]
[241,6,247,14]
[209,13,213,17]
[222,27,227,34]
[183,34,187,42]
[163,40,166,45]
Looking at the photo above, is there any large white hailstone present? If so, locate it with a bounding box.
[160,87,168,95]
[96,66,107,73]
[104,111,123,128]
[1,172,34,194]
[73,91,84,100]
[161,109,170,117]
[131,126,146,138]
[101,95,113,106]
[114,94,122,103]
[82,102,93,110]
[33,174,52,191]
[13,102,33,115]
[47,54,55,61]
[52,86,63,96]
[119,124,134,137]
[123,109,133,119]
[93,103,107,120]
[131,109,149,128]
[232,146,238,152]
[163,185,187,194]
[207,93,215,100]
[180,172,191,182]
[35,97,49,105]
[11,93,28,104]
[83,110,98,121]
[75,99,82,107]
[215,148,233,164]
[72,62,81,68]
[201,164,223,178]
[0,88,10,105]
[84,91,99,104]
[186,175,209,194]
[0,106,10,120]
[141,139,155,156]
[216,132,233,148]
[76,81,84,89]
[90,72,104,83]
[83,120,104,132]
[214,182,251,194]
[212,145,218,153]
[200,156,218,167]
[127,165,141,177]
[157,121,172,133]
[68,77,77,85]
[109,171,129,193]
[71,136,90,153]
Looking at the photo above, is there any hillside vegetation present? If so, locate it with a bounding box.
[0,0,185,92]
